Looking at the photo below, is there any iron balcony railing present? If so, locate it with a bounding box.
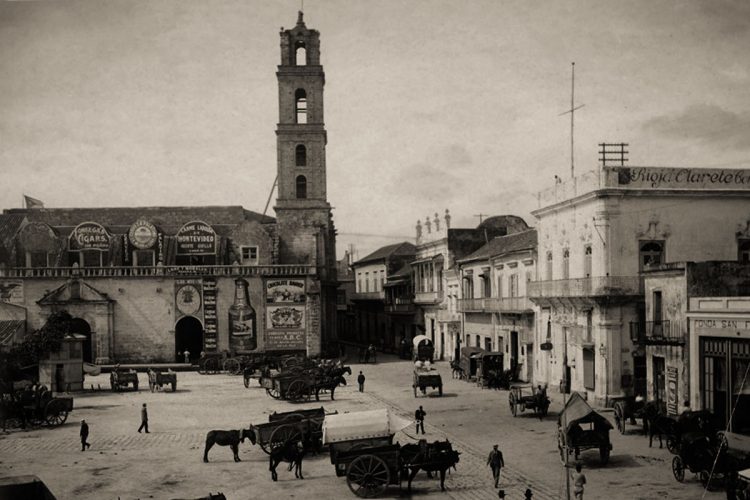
[0,264,317,279]
[457,296,534,313]
[351,291,385,301]
[629,320,684,345]
[527,276,643,299]
[414,290,444,304]
[385,302,415,314]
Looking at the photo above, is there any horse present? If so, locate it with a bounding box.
[399,440,460,492]
[449,361,464,379]
[203,428,253,462]
[269,440,306,481]
[313,375,347,401]
[642,403,676,449]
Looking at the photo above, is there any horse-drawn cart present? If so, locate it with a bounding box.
[1,383,73,429]
[412,335,434,363]
[110,367,139,391]
[147,368,177,392]
[323,409,413,497]
[557,392,612,465]
[412,368,442,397]
[508,383,549,418]
[260,364,349,403]
[671,429,750,488]
[249,407,334,454]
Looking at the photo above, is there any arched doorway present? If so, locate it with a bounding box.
[175,316,203,363]
[69,318,93,363]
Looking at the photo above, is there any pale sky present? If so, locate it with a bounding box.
[2,0,750,259]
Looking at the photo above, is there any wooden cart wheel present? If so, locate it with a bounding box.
[672,456,685,482]
[223,358,242,375]
[613,403,625,434]
[266,387,281,399]
[346,454,390,498]
[286,379,309,402]
[599,446,610,465]
[44,399,69,427]
[269,423,303,451]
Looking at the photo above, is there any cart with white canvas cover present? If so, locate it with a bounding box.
[323,408,412,497]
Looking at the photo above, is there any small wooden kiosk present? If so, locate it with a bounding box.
[38,333,85,392]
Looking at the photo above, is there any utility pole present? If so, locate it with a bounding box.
[474,213,489,224]
[559,62,585,179]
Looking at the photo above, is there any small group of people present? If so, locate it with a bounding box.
[79,402,150,451]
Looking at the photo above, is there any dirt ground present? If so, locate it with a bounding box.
[0,354,727,499]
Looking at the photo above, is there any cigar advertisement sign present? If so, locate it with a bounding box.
[69,222,111,251]
[266,279,306,303]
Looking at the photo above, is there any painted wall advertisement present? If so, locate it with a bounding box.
[174,279,203,319]
[0,280,24,305]
[265,279,306,350]
[69,222,111,251]
[176,220,216,255]
[202,278,217,351]
[667,366,678,416]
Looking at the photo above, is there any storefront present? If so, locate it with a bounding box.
[690,297,750,434]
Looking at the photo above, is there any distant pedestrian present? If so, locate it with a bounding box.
[525,488,533,499]
[487,444,504,487]
[137,403,149,433]
[573,463,586,499]
[414,405,426,434]
[80,420,91,451]
[183,350,190,364]
[357,371,365,392]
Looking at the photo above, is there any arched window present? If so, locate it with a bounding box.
[296,175,307,199]
[295,89,307,124]
[295,41,307,66]
[639,241,664,270]
[295,144,307,166]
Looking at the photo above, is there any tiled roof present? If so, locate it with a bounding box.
[355,242,416,265]
[458,229,537,263]
[2,206,274,235]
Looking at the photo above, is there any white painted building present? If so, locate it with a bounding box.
[529,165,750,404]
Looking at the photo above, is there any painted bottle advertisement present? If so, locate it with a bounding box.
[228,278,257,351]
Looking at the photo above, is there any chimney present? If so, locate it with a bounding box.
[434,213,440,232]
[444,209,451,229]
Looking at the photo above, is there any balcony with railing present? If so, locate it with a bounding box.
[528,276,643,300]
[458,296,534,313]
[629,320,684,346]
[385,297,415,314]
[414,289,443,304]
[351,291,385,301]
[0,264,317,279]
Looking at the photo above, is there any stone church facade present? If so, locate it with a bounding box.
[0,12,338,364]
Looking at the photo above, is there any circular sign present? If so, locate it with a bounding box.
[128,220,158,250]
[176,285,201,316]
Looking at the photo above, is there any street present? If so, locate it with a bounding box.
[0,355,725,499]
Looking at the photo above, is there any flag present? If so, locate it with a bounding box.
[23,195,44,209]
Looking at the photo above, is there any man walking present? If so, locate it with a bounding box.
[487,444,504,487]
[137,403,149,433]
[573,463,586,499]
[80,420,91,451]
[415,405,426,434]
[357,371,365,392]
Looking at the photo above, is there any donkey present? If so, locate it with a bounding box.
[269,440,306,481]
[203,428,253,462]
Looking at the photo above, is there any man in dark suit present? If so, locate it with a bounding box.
[137,403,149,433]
[80,420,91,451]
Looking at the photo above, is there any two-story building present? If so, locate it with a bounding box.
[529,165,750,404]
[457,229,537,381]
[351,242,415,350]
[412,210,529,361]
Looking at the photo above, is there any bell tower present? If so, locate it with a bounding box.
[275,11,329,211]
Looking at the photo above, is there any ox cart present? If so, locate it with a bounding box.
[148,368,177,392]
[508,383,550,418]
[110,367,139,391]
[557,392,613,465]
[412,367,442,397]
[1,382,73,429]
[323,409,460,497]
